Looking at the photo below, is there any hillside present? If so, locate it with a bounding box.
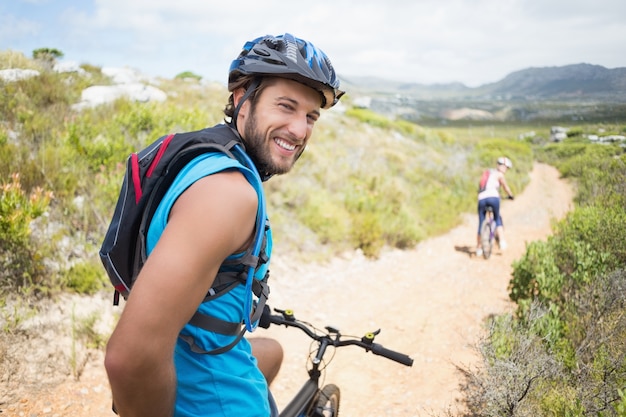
[343,63,626,123]
[481,63,626,101]
[343,63,626,101]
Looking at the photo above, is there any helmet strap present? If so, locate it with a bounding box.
[232,77,261,127]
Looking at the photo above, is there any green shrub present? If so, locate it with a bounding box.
[461,312,563,416]
[350,211,384,258]
[175,71,202,81]
[296,190,350,245]
[509,240,563,313]
[552,204,626,280]
[538,383,584,417]
[0,71,78,137]
[63,262,107,295]
[616,390,626,416]
[345,108,394,129]
[0,174,55,294]
[563,269,626,414]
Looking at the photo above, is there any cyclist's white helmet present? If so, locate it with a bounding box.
[497,157,513,168]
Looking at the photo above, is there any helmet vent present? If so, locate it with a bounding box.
[253,48,270,57]
[284,36,298,64]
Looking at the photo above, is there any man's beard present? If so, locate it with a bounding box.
[243,111,305,177]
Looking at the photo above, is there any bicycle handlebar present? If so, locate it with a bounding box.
[259,306,414,367]
[368,342,414,366]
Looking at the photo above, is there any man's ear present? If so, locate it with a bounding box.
[233,87,251,122]
[233,87,246,108]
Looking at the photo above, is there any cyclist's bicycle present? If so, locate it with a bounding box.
[259,306,414,417]
[479,205,498,259]
[479,196,513,259]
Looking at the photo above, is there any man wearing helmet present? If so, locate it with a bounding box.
[475,157,515,257]
[105,34,343,417]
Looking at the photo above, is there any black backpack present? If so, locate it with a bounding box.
[99,123,269,354]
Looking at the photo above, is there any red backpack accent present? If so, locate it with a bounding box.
[478,169,490,193]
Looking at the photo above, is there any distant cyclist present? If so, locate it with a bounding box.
[475,157,514,257]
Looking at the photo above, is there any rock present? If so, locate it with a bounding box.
[54,61,86,75]
[72,83,167,110]
[0,68,40,82]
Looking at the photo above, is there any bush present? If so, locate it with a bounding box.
[551,204,624,281]
[509,240,563,314]
[175,71,202,81]
[345,108,395,129]
[63,262,107,295]
[460,312,563,417]
[0,174,55,294]
[563,269,626,414]
[296,189,350,245]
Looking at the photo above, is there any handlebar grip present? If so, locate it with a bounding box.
[258,305,273,329]
[258,310,289,329]
[370,343,414,367]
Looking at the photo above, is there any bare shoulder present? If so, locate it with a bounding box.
[169,170,258,252]
[175,170,257,218]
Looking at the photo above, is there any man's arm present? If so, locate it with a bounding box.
[104,170,258,417]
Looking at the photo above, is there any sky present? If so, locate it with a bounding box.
[1,0,625,88]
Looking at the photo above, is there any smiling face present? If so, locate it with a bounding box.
[235,77,322,176]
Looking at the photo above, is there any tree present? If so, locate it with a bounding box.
[32,48,64,69]
[175,71,202,81]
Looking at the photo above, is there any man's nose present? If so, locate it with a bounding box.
[287,114,310,140]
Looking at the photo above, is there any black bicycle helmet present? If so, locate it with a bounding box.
[229,33,344,109]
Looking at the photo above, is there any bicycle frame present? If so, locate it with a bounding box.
[280,336,330,417]
[280,379,320,417]
[480,206,497,259]
[486,207,496,240]
[260,307,413,417]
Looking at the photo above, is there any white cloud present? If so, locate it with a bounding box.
[2,0,625,87]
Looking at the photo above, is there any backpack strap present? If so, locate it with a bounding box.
[179,272,270,355]
[229,144,269,332]
[172,128,271,354]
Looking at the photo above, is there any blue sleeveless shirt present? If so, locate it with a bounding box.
[147,152,272,417]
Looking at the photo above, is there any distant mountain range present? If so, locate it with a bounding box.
[341,63,626,103]
[340,64,626,123]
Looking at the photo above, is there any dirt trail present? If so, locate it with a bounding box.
[2,163,574,417]
[265,162,574,416]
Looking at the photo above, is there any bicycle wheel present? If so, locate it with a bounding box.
[480,217,494,259]
[308,384,340,417]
